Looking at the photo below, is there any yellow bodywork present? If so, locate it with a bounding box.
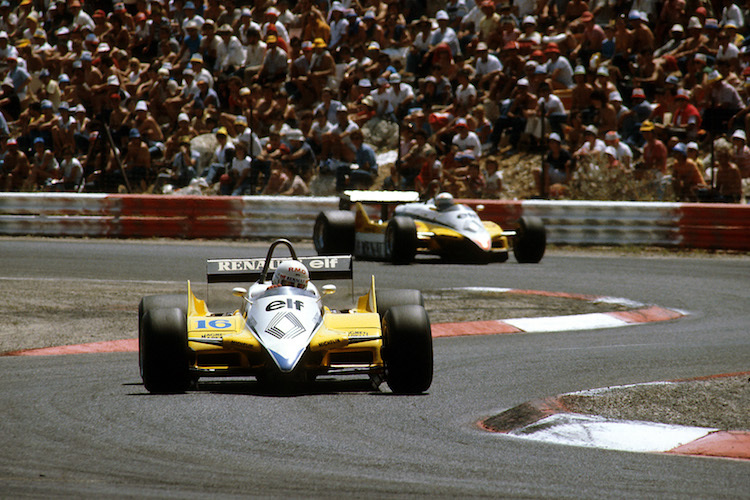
[184,278,384,375]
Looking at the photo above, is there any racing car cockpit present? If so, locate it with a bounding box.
[434,192,455,211]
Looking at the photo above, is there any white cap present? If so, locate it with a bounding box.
[732,129,747,141]
[436,10,449,20]
[135,100,148,112]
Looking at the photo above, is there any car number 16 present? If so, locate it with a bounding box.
[195,319,232,329]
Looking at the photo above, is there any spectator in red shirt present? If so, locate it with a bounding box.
[669,88,702,141]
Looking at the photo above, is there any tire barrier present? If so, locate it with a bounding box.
[0,193,747,250]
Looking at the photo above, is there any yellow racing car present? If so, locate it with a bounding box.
[138,239,433,394]
[314,191,546,264]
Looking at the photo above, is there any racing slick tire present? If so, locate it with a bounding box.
[382,305,433,394]
[385,216,417,265]
[139,295,190,394]
[313,211,355,255]
[513,216,546,264]
[376,289,424,318]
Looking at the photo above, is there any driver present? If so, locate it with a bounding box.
[434,192,455,211]
[271,260,310,289]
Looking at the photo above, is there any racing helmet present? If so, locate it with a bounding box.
[272,260,310,289]
[435,192,454,210]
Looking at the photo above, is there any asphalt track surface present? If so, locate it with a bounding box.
[1,239,748,498]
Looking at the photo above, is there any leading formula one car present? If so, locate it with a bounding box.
[138,239,433,394]
[314,191,546,264]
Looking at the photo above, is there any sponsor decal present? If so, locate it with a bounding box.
[214,257,342,272]
[194,319,233,329]
[265,298,305,311]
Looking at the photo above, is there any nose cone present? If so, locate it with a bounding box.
[268,348,303,373]
[472,232,492,251]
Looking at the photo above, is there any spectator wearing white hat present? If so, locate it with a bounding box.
[518,15,541,45]
[603,145,621,169]
[730,129,750,178]
[215,24,245,74]
[328,2,349,49]
[488,76,535,153]
[164,112,198,160]
[533,132,572,195]
[429,10,461,58]
[474,42,503,90]
[130,100,164,157]
[261,7,290,47]
[720,0,744,30]
[654,24,685,58]
[6,54,30,102]
[280,128,316,183]
[388,72,414,119]
[604,130,633,170]
[574,124,606,162]
[451,118,482,159]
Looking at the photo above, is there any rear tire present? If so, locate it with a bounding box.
[513,216,546,264]
[382,305,433,394]
[139,295,190,394]
[313,211,355,255]
[376,289,424,318]
[385,216,417,265]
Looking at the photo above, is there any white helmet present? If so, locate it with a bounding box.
[272,260,310,289]
[435,192,454,210]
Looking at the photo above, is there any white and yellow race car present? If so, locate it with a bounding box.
[139,239,433,394]
[314,191,546,264]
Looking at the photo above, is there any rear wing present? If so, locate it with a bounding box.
[342,190,420,204]
[341,190,420,220]
[207,255,353,284]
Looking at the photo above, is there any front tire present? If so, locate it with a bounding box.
[313,211,355,255]
[513,216,546,264]
[385,216,417,265]
[382,305,433,394]
[139,296,190,394]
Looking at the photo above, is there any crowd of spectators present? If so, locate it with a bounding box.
[0,0,747,203]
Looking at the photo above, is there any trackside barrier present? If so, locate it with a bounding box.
[0,194,747,250]
[0,194,338,239]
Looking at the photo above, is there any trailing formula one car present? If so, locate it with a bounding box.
[138,239,433,394]
[314,191,546,264]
